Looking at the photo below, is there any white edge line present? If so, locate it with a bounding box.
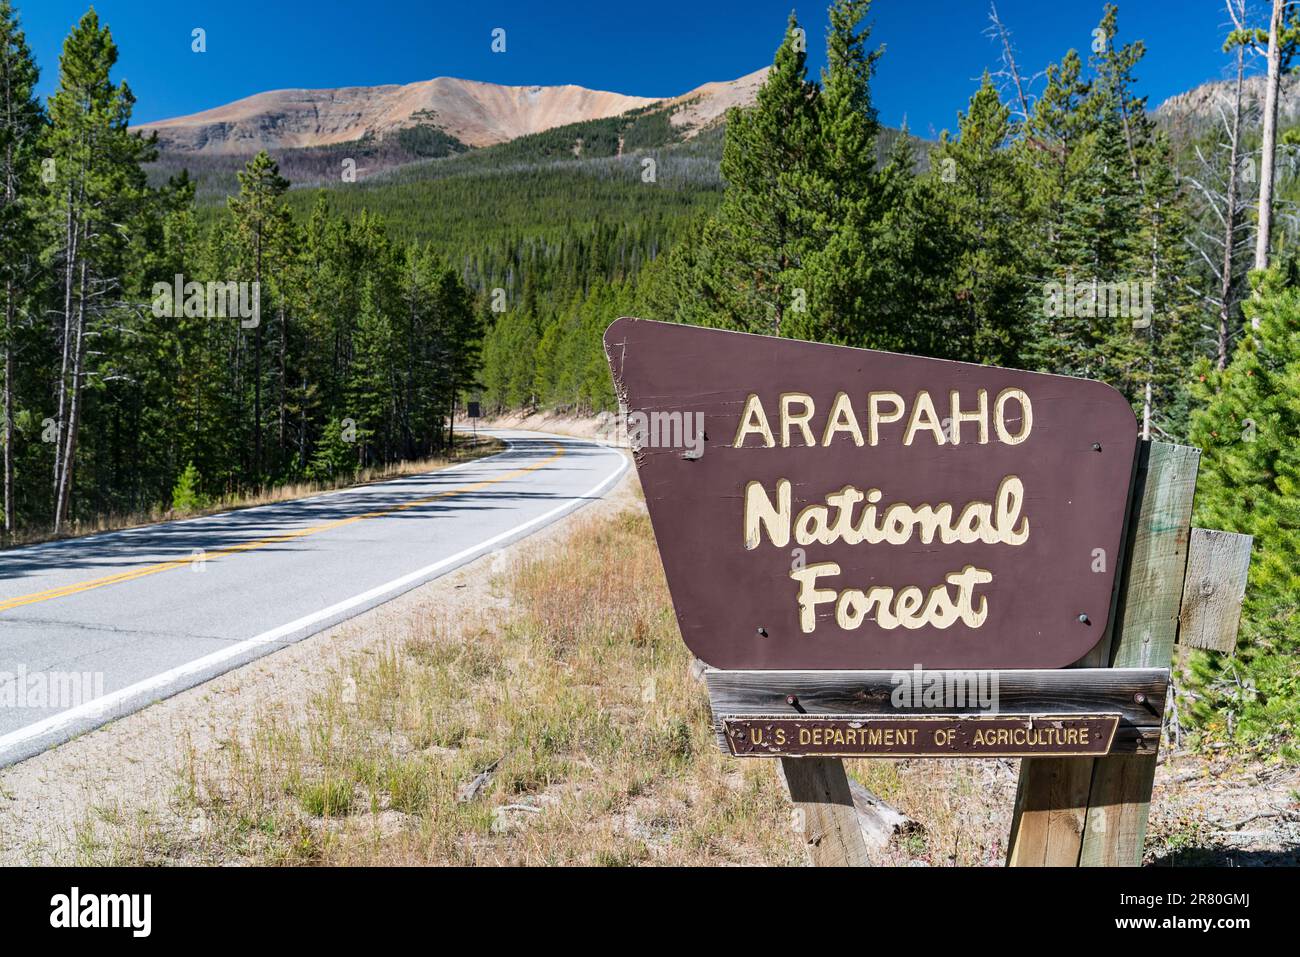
[0,439,628,759]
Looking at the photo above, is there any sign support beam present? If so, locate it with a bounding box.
[1078,442,1200,866]
[1008,441,1200,867]
[779,757,871,867]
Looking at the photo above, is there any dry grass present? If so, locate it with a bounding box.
[1,435,502,551]
[846,759,1017,866]
[73,494,803,866]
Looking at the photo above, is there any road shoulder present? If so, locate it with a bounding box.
[0,451,635,864]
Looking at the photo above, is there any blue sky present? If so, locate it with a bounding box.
[13,1,1258,136]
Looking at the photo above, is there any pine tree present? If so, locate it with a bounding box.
[41,9,155,530]
[431,257,479,445]
[860,129,960,358]
[349,278,396,467]
[700,12,821,334]
[1019,46,1089,244]
[1186,268,1300,754]
[929,74,1034,366]
[1091,4,1197,439]
[306,415,360,483]
[170,461,207,513]
[0,0,42,533]
[1127,133,1199,440]
[819,0,880,192]
[395,243,439,456]
[228,150,290,477]
[165,171,229,495]
[791,0,884,346]
[1021,5,1197,439]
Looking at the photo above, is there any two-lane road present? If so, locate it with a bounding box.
[0,430,627,767]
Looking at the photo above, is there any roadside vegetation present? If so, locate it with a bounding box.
[73,490,802,865]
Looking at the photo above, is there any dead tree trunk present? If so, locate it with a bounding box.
[54,256,88,532]
[1220,38,1246,368]
[1254,0,1285,273]
[53,192,76,499]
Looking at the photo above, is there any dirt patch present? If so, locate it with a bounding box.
[844,751,1298,866]
[1146,753,1299,865]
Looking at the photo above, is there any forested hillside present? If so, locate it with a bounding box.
[0,6,479,535]
[632,5,1197,442]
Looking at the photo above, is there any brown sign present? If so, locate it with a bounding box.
[604,317,1138,670]
[722,714,1120,758]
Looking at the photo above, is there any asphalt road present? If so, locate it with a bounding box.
[0,430,627,767]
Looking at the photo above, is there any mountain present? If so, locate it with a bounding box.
[133,69,769,156]
[1154,71,1300,135]
[662,68,769,137]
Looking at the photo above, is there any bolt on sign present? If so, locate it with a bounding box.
[603,317,1138,671]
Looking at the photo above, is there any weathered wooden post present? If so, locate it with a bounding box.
[605,317,1251,868]
[1009,444,1252,866]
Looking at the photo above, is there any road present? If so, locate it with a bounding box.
[0,430,627,767]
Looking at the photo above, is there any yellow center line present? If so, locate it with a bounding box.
[0,443,565,615]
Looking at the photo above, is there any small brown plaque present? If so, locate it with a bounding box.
[722,713,1120,758]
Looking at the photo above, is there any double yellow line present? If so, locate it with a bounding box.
[0,442,563,615]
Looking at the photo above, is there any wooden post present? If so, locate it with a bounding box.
[1078,443,1200,866]
[779,757,871,867]
[1008,441,1200,867]
[1006,758,1094,866]
[1006,556,1131,865]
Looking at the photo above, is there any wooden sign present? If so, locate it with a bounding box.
[605,318,1249,868]
[604,318,1139,671]
[723,714,1120,758]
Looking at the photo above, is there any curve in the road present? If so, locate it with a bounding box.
[0,442,566,614]
[0,431,627,767]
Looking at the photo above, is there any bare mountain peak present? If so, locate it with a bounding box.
[134,70,766,156]
[667,66,770,135]
[1155,71,1300,128]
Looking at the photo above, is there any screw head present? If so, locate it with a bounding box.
[1077,613,1091,624]
[1092,442,1102,452]
[756,626,768,637]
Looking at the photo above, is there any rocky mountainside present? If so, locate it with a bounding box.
[133,69,768,155]
[1154,71,1300,133]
